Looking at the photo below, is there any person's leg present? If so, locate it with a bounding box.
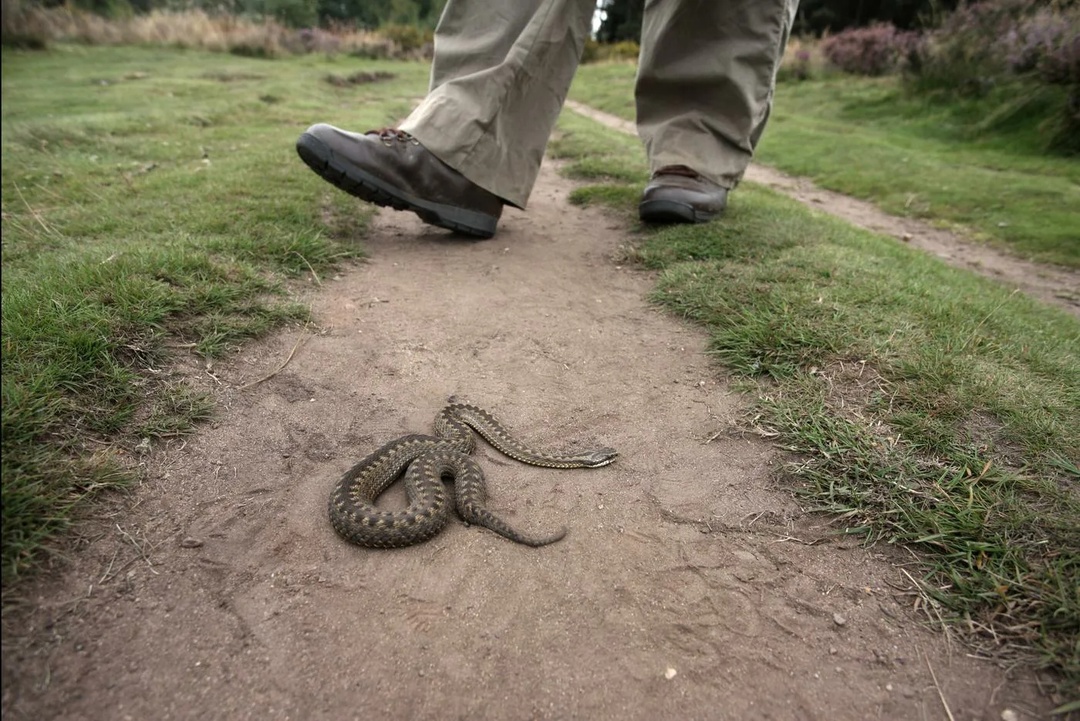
[636,0,798,223]
[400,0,595,208]
[297,0,593,238]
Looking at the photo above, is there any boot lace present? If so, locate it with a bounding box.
[368,128,420,147]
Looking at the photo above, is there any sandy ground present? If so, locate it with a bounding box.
[0,158,1067,721]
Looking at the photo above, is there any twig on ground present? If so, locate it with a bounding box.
[768,534,821,546]
[98,548,120,585]
[115,523,159,575]
[922,649,956,721]
[899,566,954,656]
[742,510,768,528]
[238,335,307,390]
[291,251,322,286]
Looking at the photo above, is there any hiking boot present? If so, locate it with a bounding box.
[296,124,503,239]
[639,165,728,224]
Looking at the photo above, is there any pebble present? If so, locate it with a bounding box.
[833,612,847,627]
[1000,710,1019,721]
[664,667,677,680]
[180,537,204,549]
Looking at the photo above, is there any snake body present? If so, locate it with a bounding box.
[330,402,617,548]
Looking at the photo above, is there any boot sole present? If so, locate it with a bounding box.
[296,133,497,239]
[639,199,720,224]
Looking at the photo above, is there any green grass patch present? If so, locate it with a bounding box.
[552,109,1080,691]
[568,64,1080,268]
[1,44,431,583]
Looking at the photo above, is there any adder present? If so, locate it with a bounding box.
[329,401,617,548]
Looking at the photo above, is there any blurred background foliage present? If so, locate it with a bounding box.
[3,0,1076,153]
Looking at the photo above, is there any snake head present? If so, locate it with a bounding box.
[581,447,618,467]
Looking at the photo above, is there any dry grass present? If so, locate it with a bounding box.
[0,2,427,59]
[777,35,831,82]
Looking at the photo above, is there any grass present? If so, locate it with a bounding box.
[550,109,1080,696]
[568,63,1080,268]
[3,39,1078,700]
[1,44,431,583]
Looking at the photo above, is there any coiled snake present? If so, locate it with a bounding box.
[329,402,617,548]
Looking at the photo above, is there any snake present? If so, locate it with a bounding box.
[329,402,617,548]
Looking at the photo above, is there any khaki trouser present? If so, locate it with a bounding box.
[400,0,798,209]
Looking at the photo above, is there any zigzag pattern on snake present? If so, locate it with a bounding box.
[329,401,618,548]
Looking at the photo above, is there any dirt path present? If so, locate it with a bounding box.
[565,101,1080,319]
[1,161,1060,720]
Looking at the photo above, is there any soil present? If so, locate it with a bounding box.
[0,154,1070,720]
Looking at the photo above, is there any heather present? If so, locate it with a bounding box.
[820,23,919,76]
[817,1,1079,154]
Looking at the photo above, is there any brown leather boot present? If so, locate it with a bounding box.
[639,165,728,224]
[296,124,503,239]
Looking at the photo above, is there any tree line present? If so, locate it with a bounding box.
[50,0,970,33]
[596,0,965,42]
